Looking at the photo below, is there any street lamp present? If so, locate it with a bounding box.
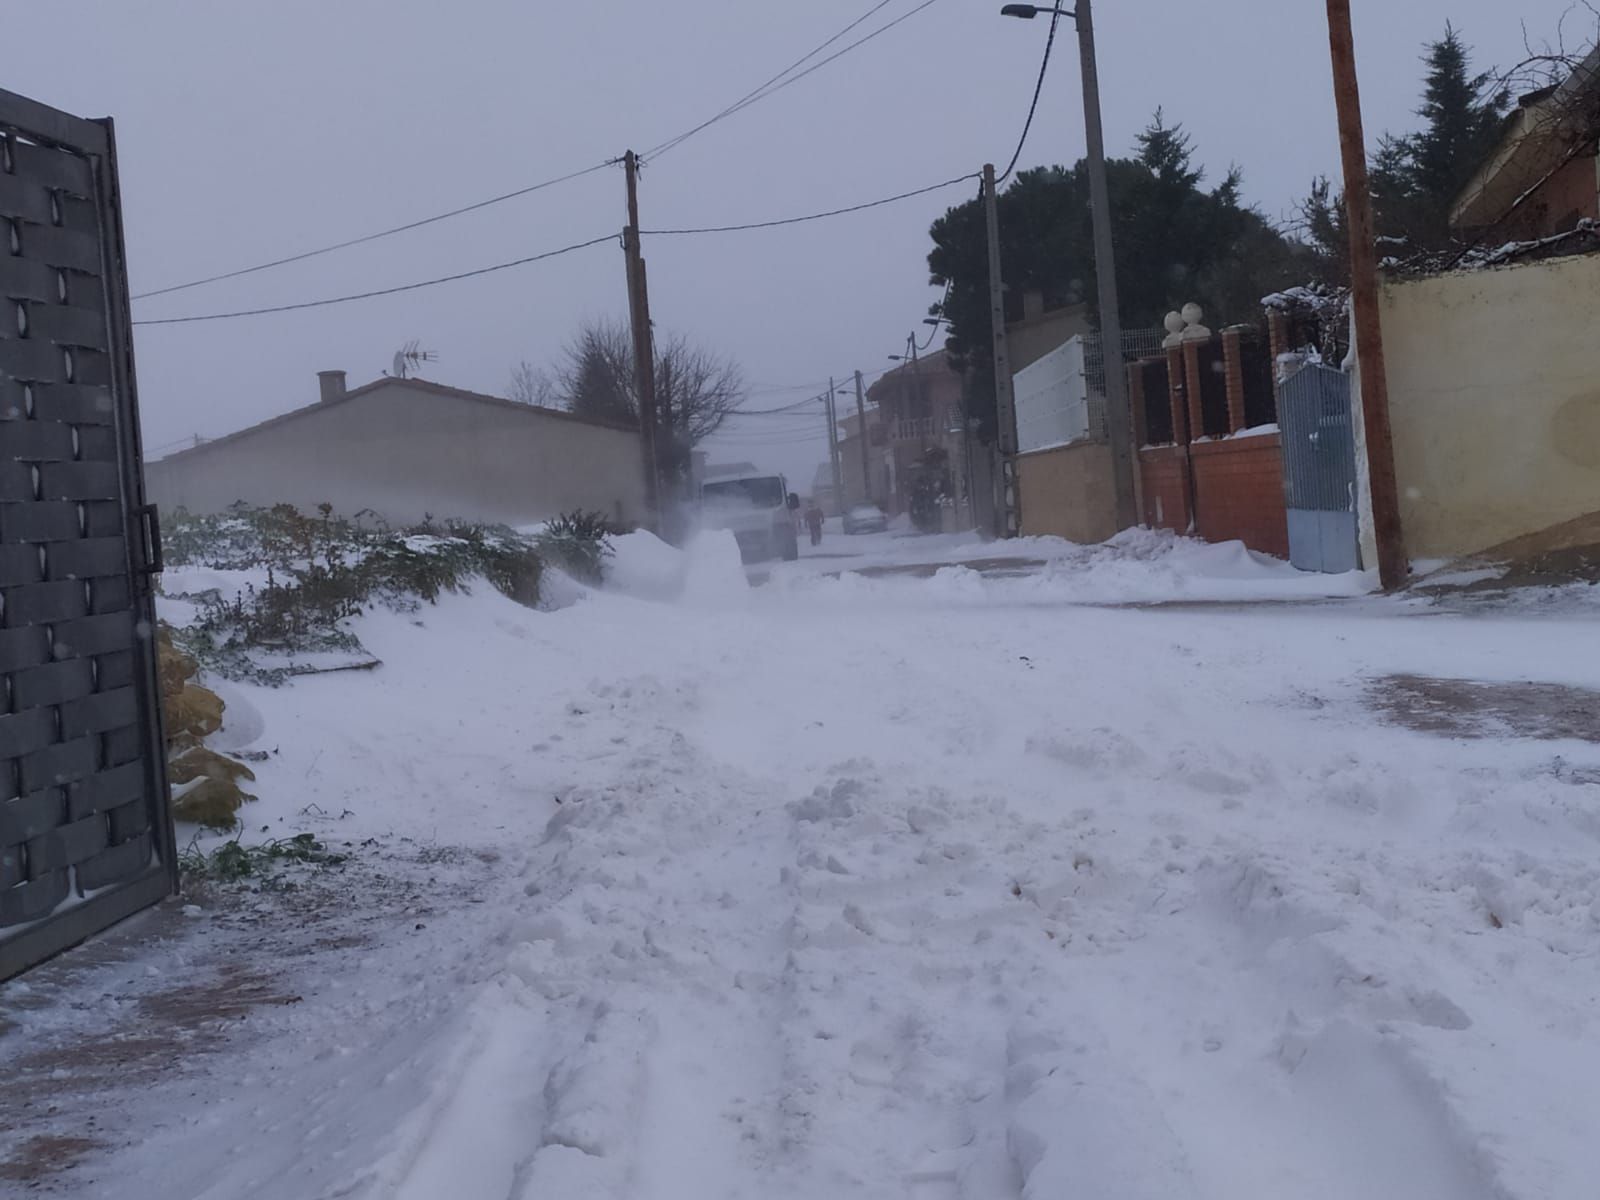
[1000,0,1136,531]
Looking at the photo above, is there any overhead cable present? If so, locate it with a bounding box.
[998,3,1064,183]
[132,163,617,301]
[644,0,943,162]
[643,173,979,236]
[133,1,942,301]
[132,234,618,325]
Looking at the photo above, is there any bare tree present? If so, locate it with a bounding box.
[549,317,746,482]
[508,360,559,407]
[1442,9,1600,257]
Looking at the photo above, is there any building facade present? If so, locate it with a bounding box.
[865,348,975,528]
[145,372,648,528]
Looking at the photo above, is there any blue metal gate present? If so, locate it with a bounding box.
[1278,363,1358,574]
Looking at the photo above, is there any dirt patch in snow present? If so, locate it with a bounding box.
[851,556,1049,579]
[1370,673,1600,743]
[0,839,491,1188]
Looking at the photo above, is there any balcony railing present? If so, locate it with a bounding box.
[892,417,936,442]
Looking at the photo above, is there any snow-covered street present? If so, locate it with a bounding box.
[6,530,1599,1199]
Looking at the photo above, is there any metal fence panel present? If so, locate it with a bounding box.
[1,88,172,981]
[1278,363,1358,574]
[1014,336,1089,452]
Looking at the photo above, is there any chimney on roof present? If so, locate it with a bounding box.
[317,370,347,403]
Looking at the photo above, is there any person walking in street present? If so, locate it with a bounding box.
[804,500,825,547]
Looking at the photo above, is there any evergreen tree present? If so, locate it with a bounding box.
[1303,24,1511,271]
[929,113,1301,443]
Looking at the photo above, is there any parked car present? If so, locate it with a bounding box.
[842,504,888,535]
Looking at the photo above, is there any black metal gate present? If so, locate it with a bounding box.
[1279,362,1358,574]
[1,89,171,980]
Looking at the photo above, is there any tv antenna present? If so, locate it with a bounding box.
[390,339,439,380]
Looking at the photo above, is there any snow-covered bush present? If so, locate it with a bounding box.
[161,504,546,683]
[534,509,619,586]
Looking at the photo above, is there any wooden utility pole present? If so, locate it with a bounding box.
[622,150,661,524]
[1075,0,1136,532]
[854,370,871,504]
[983,163,1019,537]
[825,378,845,513]
[1326,0,1407,589]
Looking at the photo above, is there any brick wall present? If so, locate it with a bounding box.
[1190,434,1288,558]
[1138,445,1191,533]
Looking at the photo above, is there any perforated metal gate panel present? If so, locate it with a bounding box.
[0,89,172,981]
[1279,363,1358,575]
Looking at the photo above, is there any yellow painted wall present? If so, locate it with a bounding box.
[1375,254,1600,559]
[1017,441,1117,544]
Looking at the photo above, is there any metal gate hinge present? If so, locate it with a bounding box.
[135,504,163,577]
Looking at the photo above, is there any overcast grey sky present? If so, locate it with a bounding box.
[6,0,1589,491]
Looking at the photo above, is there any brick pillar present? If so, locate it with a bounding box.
[1128,361,1147,447]
[1182,339,1205,440]
[1165,345,1188,445]
[1221,327,1246,433]
[1127,361,1147,525]
[1267,310,1290,377]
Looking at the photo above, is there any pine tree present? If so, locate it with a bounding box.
[1297,24,1511,277]
[1409,25,1511,210]
[929,113,1301,443]
[1373,25,1510,251]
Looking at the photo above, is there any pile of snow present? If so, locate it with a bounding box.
[678,530,749,607]
[29,517,1600,1199]
[770,528,1373,608]
[602,528,752,607]
[603,529,690,601]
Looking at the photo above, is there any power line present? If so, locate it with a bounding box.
[132,2,942,303]
[645,0,944,162]
[643,0,899,160]
[642,173,979,236]
[131,162,617,301]
[726,393,828,416]
[131,166,975,325]
[132,234,617,326]
[998,3,1064,183]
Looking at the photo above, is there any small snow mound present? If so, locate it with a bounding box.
[604,530,687,601]
[537,567,592,612]
[791,779,861,822]
[679,530,749,607]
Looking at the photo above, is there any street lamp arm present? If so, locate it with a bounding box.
[1000,4,1076,20]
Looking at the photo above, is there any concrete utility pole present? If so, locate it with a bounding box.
[622,150,661,526]
[1073,0,1136,531]
[1326,0,1407,590]
[983,162,1020,537]
[825,377,845,514]
[854,370,871,504]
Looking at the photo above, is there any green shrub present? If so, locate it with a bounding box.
[535,509,618,586]
[179,833,347,887]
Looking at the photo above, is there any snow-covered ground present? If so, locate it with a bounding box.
[5,528,1599,1199]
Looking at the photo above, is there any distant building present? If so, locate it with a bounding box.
[834,405,888,514]
[1451,46,1600,241]
[145,372,647,528]
[865,347,972,527]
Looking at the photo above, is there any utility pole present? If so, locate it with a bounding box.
[1074,0,1136,531]
[1326,0,1407,590]
[622,150,661,526]
[983,162,1020,537]
[825,378,845,515]
[854,370,871,505]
